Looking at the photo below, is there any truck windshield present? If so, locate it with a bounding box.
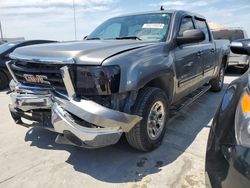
[88,13,172,42]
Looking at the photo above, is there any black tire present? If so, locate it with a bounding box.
[125,87,169,151]
[210,65,225,92]
[0,71,9,90]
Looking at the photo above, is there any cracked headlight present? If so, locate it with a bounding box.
[76,65,120,96]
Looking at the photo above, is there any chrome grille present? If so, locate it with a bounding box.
[10,61,74,91]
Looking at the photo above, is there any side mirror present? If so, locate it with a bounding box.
[177,29,205,45]
[83,36,88,40]
[4,53,9,58]
[230,39,250,56]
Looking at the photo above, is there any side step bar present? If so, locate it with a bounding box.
[170,85,211,117]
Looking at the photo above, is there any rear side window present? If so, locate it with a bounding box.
[178,17,194,37]
[195,19,210,43]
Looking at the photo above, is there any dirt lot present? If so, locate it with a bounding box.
[0,74,239,188]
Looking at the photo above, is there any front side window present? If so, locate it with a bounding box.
[88,13,172,42]
[178,17,194,37]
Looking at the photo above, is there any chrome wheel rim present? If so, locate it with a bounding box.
[147,101,166,140]
[219,67,224,88]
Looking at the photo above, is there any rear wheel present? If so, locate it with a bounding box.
[0,71,9,90]
[125,87,169,151]
[210,65,225,92]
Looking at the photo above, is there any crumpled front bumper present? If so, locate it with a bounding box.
[51,103,123,148]
[7,64,142,148]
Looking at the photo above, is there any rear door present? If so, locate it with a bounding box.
[194,18,216,80]
[174,16,204,98]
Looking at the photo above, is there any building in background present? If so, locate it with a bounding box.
[208,22,227,30]
[0,37,25,44]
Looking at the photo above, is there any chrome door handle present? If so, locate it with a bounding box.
[184,62,193,67]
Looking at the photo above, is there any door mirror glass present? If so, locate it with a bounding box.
[177,29,205,45]
[230,39,250,55]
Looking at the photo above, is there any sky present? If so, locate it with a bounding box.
[0,0,250,41]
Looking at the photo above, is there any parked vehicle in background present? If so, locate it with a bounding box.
[0,40,57,90]
[212,28,249,72]
[7,10,229,151]
[206,39,250,188]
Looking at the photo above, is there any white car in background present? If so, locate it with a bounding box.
[212,28,249,72]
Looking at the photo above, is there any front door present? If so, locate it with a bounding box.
[174,16,204,100]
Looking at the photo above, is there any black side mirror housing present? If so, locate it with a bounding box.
[4,53,9,58]
[230,39,250,56]
[177,29,205,45]
[83,36,88,40]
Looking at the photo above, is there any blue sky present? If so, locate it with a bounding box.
[0,0,250,41]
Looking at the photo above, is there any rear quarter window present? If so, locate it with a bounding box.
[195,19,210,43]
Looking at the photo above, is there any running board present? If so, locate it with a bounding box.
[170,85,211,117]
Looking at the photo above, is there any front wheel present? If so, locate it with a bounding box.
[210,65,225,92]
[125,87,169,151]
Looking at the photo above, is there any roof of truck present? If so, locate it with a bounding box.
[113,10,206,20]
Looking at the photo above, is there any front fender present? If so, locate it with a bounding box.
[103,43,175,93]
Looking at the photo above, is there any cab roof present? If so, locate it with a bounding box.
[113,10,206,20]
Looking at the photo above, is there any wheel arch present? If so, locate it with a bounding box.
[142,73,175,103]
[222,55,228,69]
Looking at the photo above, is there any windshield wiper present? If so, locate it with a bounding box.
[86,36,142,41]
[115,36,142,40]
[86,37,101,40]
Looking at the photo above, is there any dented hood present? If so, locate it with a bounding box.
[10,40,154,65]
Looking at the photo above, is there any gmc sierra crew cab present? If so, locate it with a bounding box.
[6,10,230,151]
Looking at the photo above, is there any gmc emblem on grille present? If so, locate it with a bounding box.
[23,74,51,85]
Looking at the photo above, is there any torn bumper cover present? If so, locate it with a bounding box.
[9,81,141,147]
[7,65,141,148]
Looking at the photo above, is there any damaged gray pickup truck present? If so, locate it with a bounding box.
[6,10,230,151]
